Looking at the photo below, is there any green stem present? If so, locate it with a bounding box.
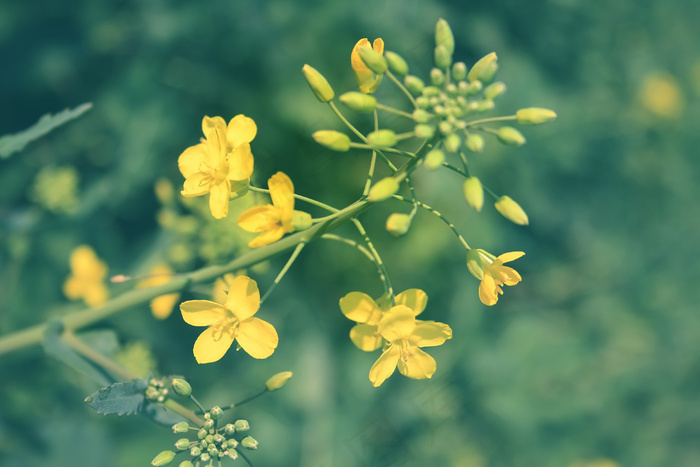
[328,101,368,142]
[393,195,471,250]
[348,143,415,159]
[375,103,414,119]
[386,70,418,108]
[248,185,338,214]
[320,234,374,262]
[260,242,306,305]
[352,219,393,299]
[464,115,517,127]
[223,388,268,410]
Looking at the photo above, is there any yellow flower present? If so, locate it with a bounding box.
[340,289,428,352]
[467,249,524,306]
[138,264,180,320]
[351,38,385,93]
[369,305,452,387]
[180,275,278,364]
[238,172,309,248]
[178,115,256,219]
[63,245,109,307]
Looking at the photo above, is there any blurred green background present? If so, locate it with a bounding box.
[1,0,699,466]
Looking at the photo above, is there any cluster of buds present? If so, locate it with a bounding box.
[145,377,171,403]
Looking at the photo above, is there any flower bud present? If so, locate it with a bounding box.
[430,68,445,86]
[386,213,412,237]
[462,177,484,212]
[466,248,496,280]
[466,80,483,95]
[199,453,210,462]
[224,423,235,435]
[477,99,495,112]
[434,45,451,70]
[404,75,425,96]
[497,126,526,146]
[435,19,455,57]
[171,378,192,397]
[179,461,194,467]
[313,130,351,151]
[241,436,259,450]
[339,92,377,113]
[151,450,176,466]
[415,96,430,109]
[203,419,215,431]
[438,121,452,135]
[197,428,207,439]
[302,65,335,102]
[452,62,467,81]
[467,52,498,83]
[234,419,250,432]
[465,133,484,152]
[292,211,313,231]
[385,51,409,76]
[266,371,293,391]
[367,129,397,147]
[358,46,388,74]
[172,421,190,434]
[444,133,461,153]
[175,438,191,451]
[483,82,506,100]
[209,406,223,420]
[414,124,435,139]
[412,109,432,123]
[367,177,400,202]
[424,149,445,170]
[189,446,201,457]
[516,107,557,125]
[495,195,529,225]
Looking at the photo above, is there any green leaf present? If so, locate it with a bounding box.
[0,102,92,159]
[84,379,149,416]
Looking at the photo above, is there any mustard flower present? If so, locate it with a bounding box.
[178,115,256,219]
[369,305,452,387]
[467,249,524,306]
[340,289,428,352]
[351,38,385,93]
[63,245,109,307]
[138,264,180,320]
[180,275,278,364]
[237,172,310,248]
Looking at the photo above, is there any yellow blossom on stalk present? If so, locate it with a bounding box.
[369,305,452,387]
[467,249,524,306]
[180,275,278,364]
[352,38,385,93]
[138,264,180,320]
[178,115,256,219]
[63,245,109,307]
[237,172,311,248]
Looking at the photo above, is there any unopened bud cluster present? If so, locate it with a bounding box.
[145,378,170,403]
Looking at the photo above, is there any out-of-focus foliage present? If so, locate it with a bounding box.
[1,0,699,466]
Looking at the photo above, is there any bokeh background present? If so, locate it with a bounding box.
[2,0,700,466]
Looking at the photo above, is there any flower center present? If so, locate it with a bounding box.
[211,317,239,341]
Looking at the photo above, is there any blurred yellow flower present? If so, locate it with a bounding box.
[352,38,385,93]
[138,264,180,320]
[63,245,109,307]
[178,115,256,219]
[638,71,683,118]
[369,304,452,387]
[180,275,278,364]
[467,249,524,306]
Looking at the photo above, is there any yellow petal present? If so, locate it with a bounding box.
[478,275,499,306]
[178,143,207,178]
[201,115,227,139]
[63,276,83,300]
[339,292,382,324]
[238,205,279,232]
[397,347,436,380]
[181,172,211,197]
[379,305,416,341]
[497,251,525,264]
[411,321,452,347]
[150,293,179,320]
[83,283,109,307]
[496,265,522,286]
[394,289,428,316]
[193,325,235,364]
[349,323,383,351]
[227,115,257,148]
[227,143,254,181]
[208,180,230,219]
[248,226,286,248]
[225,275,260,321]
[180,300,227,326]
[269,172,294,212]
[237,317,278,359]
[369,344,400,387]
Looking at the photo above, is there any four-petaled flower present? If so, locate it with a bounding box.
[467,249,524,306]
[180,275,278,364]
[369,304,452,387]
[178,115,256,219]
[351,38,385,93]
[63,245,109,307]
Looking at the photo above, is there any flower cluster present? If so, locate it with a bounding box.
[63,245,109,307]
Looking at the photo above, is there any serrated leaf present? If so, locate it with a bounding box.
[0,102,92,159]
[84,379,149,416]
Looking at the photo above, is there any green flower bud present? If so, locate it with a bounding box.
[444,133,461,153]
[386,213,412,237]
[204,434,214,444]
[227,450,239,461]
[452,62,467,81]
[213,434,225,444]
[208,447,219,457]
[203,419,215,431]
[412,109,432,123]
[199,453,211,463]
[483,82,506,100]
[234,419,250,432]
[435,19,455,57]
[497,126,526,146]
[466,248,496,280]
[292,211,313,231]
[302,64,335,102]
[414,124,435,139]
[434,45,451,70]
[189,446,201,457]
[358,46,388,74]
[197,428,207,439]
[438,121,452,135]
[467,52,498,83]
[313,130,351,152]
[175,438,191,451]
[367,177,400,202]
[415,96,430,109]
[466,80,483,95]
[516,107,557,125]
[179,461,194,467]
[227,438,239,449]
[339,92,377,113]
[209,406,223,420]
[385,51,409,76]
[430,68,445,86]
[367,129,398,147]
[465,133,485,153]
[477,99,495,112]
[463,177,484,212]
[495,195,529,225]
[265,371,293,391]
[171,378,192,397]
[422,86,440,97]
[424,149,445,170]
[404,75,425,96]
[224,423,236,435]
[172,421,190,434]
[151,450,176,466]
[241,436,259,450]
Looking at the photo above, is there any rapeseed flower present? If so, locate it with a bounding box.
[467,249,524,306]
[352,38,385,93]
[63,245,109,307]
